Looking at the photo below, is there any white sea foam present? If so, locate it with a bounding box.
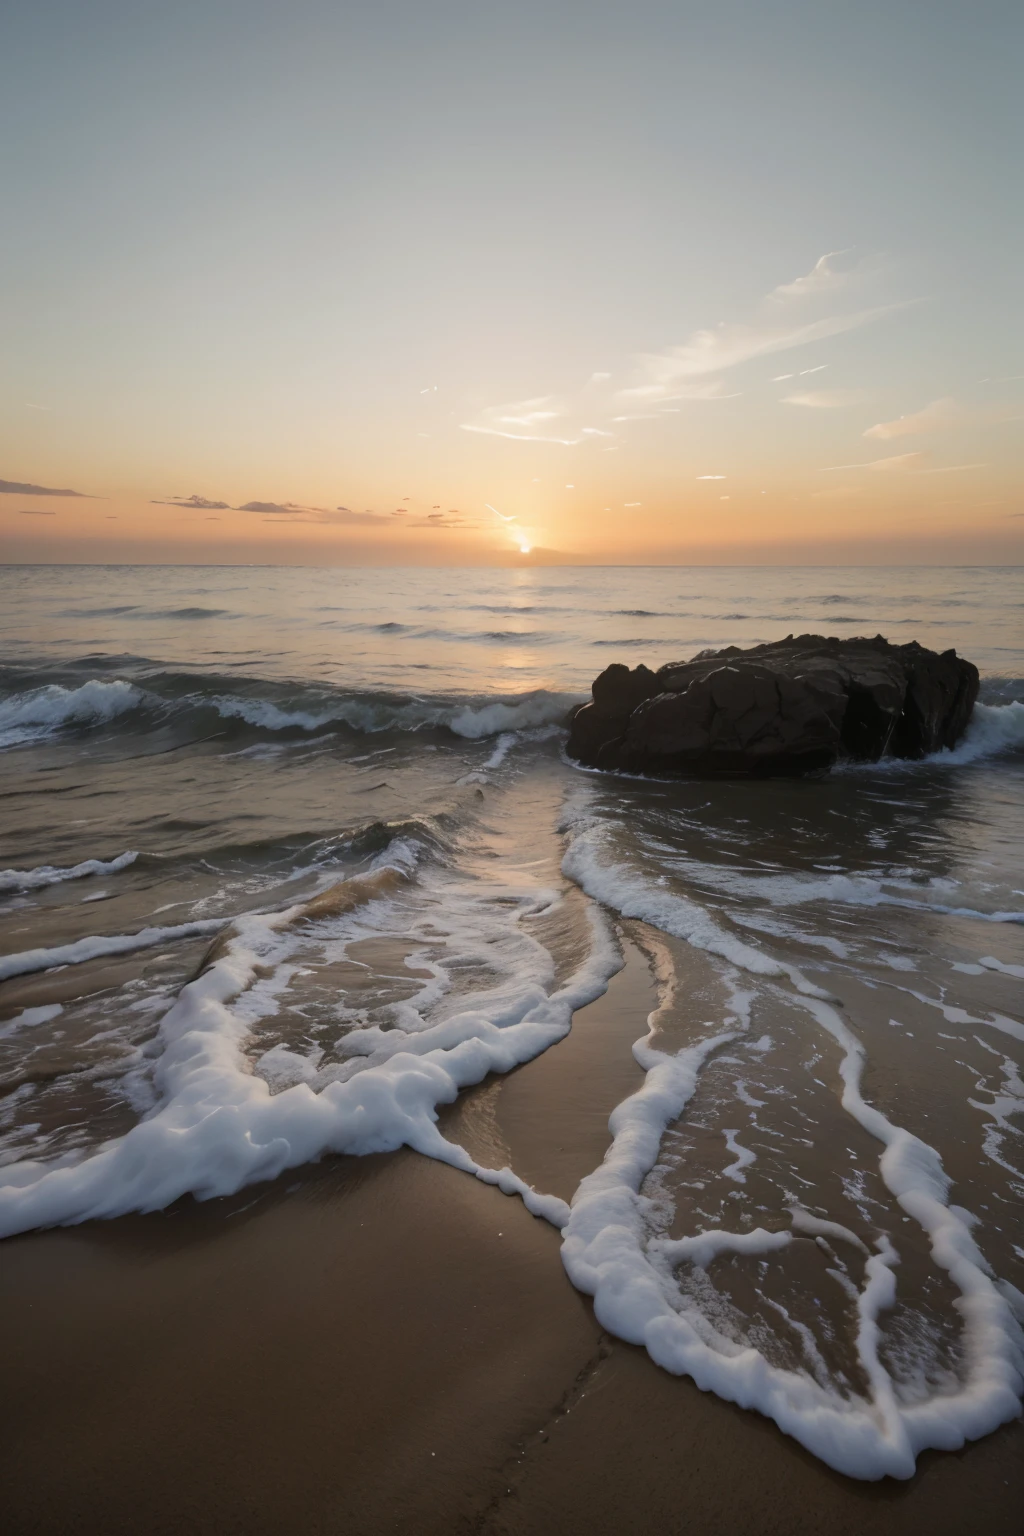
[659,855,1024,926]
[0,918,226,982]
[560,984,1024,1478]
[978,955,1024,980]
[967,1052,1024,1185]
[562,817,828,996]
[0,680,142,748]
[0,850,138,894]
[483,732,519,769]
[657,1224,792,1267]
[0,841,620,1241]
[893,986,1024,1046]
[0,1003,63,1041]
[721,1127,756,1182]
[473,723,565,774]
[789,1206,870,1254]
[558,802,1024,1478]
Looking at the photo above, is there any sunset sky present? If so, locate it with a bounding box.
[2,0,1021,565]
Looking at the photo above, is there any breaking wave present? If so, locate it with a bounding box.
[0,679,143,748]
[835,700,1024,775]
[0,670,579,751]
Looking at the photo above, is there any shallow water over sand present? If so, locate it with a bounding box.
[0,563,1022,1478]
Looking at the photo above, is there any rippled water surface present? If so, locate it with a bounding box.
[0,563,1020,693]
[0,563,1022,1481]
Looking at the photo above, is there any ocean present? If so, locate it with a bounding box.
[0,562,1022,1481]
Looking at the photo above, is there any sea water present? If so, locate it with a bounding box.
[0,562,1021,1479]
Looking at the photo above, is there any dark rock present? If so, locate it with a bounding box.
[566,634,979,778]
[565,663,659,766]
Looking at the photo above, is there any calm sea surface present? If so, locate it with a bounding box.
[0,563,1022,1479]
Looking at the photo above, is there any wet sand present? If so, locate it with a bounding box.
[1,946,1021,1536]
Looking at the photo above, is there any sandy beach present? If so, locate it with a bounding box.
[3,943,1021,1536]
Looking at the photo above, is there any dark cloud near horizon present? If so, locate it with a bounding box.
[0,477,93,498]
[151,494,230,510]
[236,500,307,514]
[18,509,57,516]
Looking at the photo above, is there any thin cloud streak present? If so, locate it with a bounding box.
[821,453,928,472]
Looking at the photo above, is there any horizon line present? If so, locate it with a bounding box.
[1,560,1021,572]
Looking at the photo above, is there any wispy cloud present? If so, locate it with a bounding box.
[0,477,93,498]
[17,508,57,515]
[783,389,867,409]
[460,253,903,442]
[459,377,621,447]
[623,305,899,401]
[863,397,1020,440]
[459,396,591,446]
[619,250,906,403]
[863,398,958,440]
[769,251,852,303]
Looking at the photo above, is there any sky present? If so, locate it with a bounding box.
[1,0,1022,566]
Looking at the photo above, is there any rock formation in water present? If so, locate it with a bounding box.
[566,634,979,778]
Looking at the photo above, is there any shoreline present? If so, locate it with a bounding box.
[1,941,1022,1535]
